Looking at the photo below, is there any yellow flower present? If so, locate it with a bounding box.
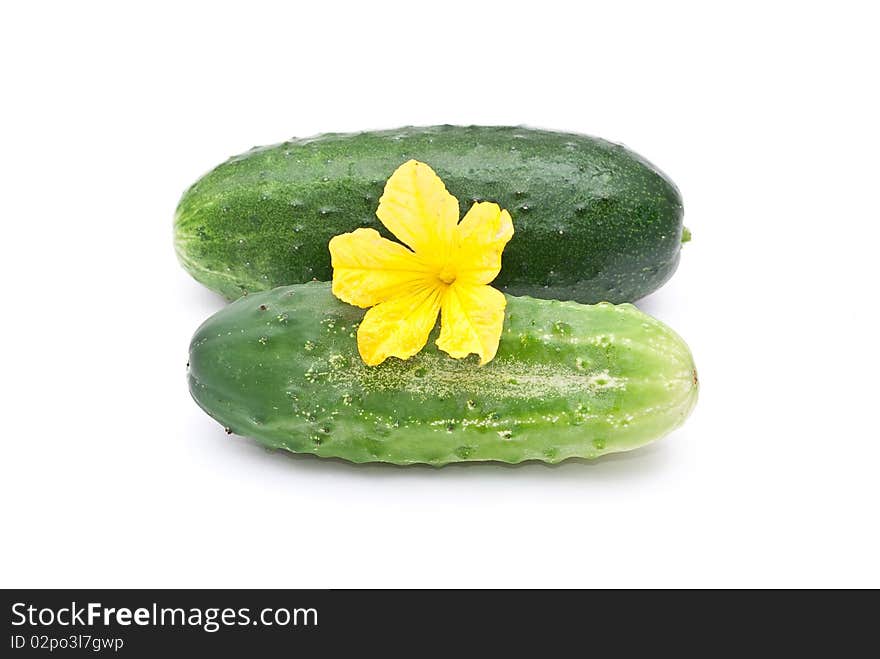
[329,160,514,366]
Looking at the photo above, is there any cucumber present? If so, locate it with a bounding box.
[175,126,685,304]
[187,282,698,465]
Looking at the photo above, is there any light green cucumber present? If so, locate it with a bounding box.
[187,282,698,465]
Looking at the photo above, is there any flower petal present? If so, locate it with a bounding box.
[436,283,507,365]
[452,202,514,285]
[329,228,434,308]
[376,160,459,264]
[357,285,443,366]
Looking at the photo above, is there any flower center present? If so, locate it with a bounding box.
[437,264,457,285]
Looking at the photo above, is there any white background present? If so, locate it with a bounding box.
[2,1,878,588]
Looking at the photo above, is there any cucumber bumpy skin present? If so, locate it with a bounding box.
[175,125,685,304]
[187,283,698,465]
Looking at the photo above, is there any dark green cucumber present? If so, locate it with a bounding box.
[187,282,698,465]
[175,126,685,303]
